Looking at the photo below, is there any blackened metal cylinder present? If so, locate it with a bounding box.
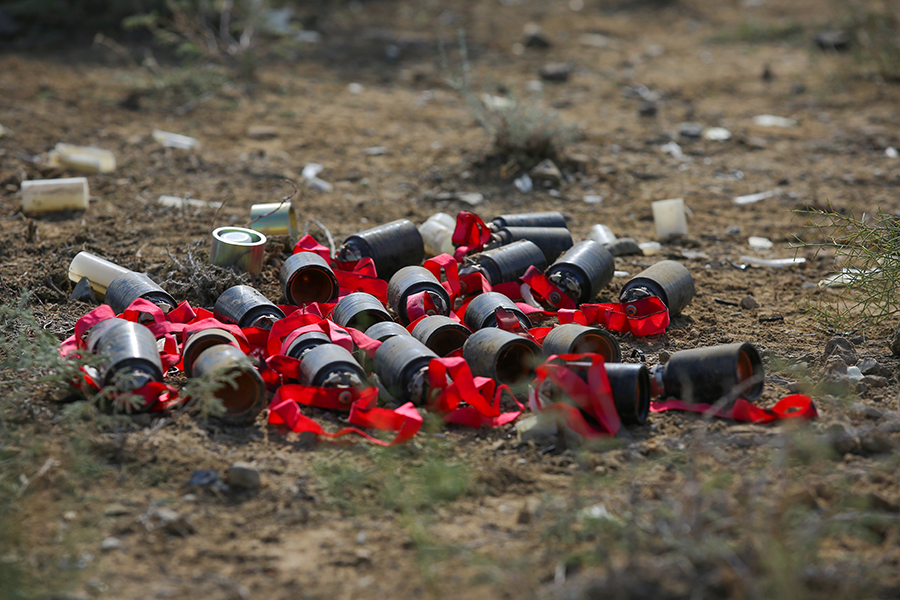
[468,240,548,286]
[546,240,615,305]
[619,260,695,316]
[214,285,286,330]
[387,266,451,325]
[364,321,411,342]
[331,292,393,331]
[182,328,239,377]
[491,211,567,229]
[463,328,542,388]
[604,363,651,426]
[341,219,424,280]
[105,272,177,315]
[411,316,471,357]
[85,318,164,391]
[280,252,339,305]
[298,343,367,390]
[464,292,532,331]
[494,227,574,263]
[374,335,437,403]
[541,324,622,362]
[282,330,331,360]
[659,342,764,404]
[191,344,267,426]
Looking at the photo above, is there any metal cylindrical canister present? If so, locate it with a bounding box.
[281,330,332,360]
[250,202,298,239]
[209,227,267,275]
[330,292,393,331]
[364,321,412,342]
[463,328,541,388]
[541,324,621,362]
[464,292,532,331]
[213,285,285,330]
[659,342,764,404]
[491,211,567,230]
[340,219,424,280]
[280,252,339,305]
[468,240,547,286]
[298,343,368,390]
[182,327,240,377]
[387,266,451,325]
[604,363,651,426]
[619,260,695,316]
[190,344,267,426]
[374,335,437,404]
[411,316,471,357]
[85,318,164,392]
[605,237,642,257]
[494,227,573,263]
[545,240,615,305]
[105,272,178,315]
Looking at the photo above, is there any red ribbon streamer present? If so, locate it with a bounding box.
[650,394,818,423]
[558,296,670,337]
[452,211,492,260]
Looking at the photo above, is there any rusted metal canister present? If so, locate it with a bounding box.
[465,240,547,286]
[85,318,164,392]
[605,237,642,257]
[462,328,541,388]
[463,292,532,331]
[331,292,392,331]
[214,285,285,329]
[411,316,471,357]
[280,252,339,305]
[493,227,573,263]
[387,266,451,325]
[653,342,764,404]
[105,272,178,315]
[339,219,424,280]
[281,330,332,360]
[491,211,567,230]
[545,240,615,305]
[541,324,621,362]
[181,328,239,377]
[298,343,368,391]
[604,363,651,425]
[619,260,695,316]
[374,335,437,404]
[364,321,411,342]
[190,344,267,426]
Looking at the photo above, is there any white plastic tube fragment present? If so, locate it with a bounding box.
[739,256,806,268]
[21,177,89,214]
[419,212,457,257]
[588,224,616,245]
[68,251,132,296]
[152,129,198,150]
[48,143,116,173]
[651,198,688,239]
[158,195,223,209]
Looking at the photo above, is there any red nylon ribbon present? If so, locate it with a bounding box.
[452,211,492,260]
[558,296,670,336]
[520,266,577,310]
[650,394,818,423]
[292,234,388,302]
[427,356,523,427]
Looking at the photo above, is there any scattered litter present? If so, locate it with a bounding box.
[152,129,198,150]
[714,298,740,307]
[752,114,798,128]
[887,147,898,158]
[362,146,388,156]
[580,33,615,48]
[302,162,333,192]
[47,143,116,173]
[348,83,364,94]
[525,80,544,92]
[734,190,777,205]
[21,177,89,215]
[613,270,630,277]
[158,195,222,209]
[679,122,703,139]
[294,30,321,43]
[419,213,456,256]
[514,173,533,193]
[588,224,616,245]
[818,269,867,288]
[539,62,573,82]
[583,194,604,204]
[0,124,6,138]
[482,94,514,111]
[639,241,661,255]
[141,507,194,537]
[530,159,562,186]
[748,236,773,249]
[652,197,688,239]
[435,191,485,206]
[606,238,642,256]
[246,125,279,139]
[660,141,685,160]
[739,255,806,268]
[847,365,864,383]
[682,250,710,260]
[703,127,732,141]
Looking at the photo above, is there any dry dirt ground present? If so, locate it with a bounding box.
[2,0,900,599]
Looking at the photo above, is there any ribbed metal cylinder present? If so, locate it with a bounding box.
[191,344,267,426]
[660,342,764,404]
[386,266,451,325]
[546,240,615,305]
[604,363,651,426]
[85,318,164,392]
[541,324,621,362]
[182,327,240,377]
[463,328,541,388]
[374,335,437,403]
[105,272,177,315]
[298,343,367,390]
[280,252,339,305]
[330,292,392,331]
[494,227,573,263]
[463,292,532,331]
[411,316,471,357]
[214,285,285,329]
[341,219,424,280]
[491,211,567,229]
[282,330,332,360]
[364,321,412,342]
[469,240,547,286]
[619,260,695,316]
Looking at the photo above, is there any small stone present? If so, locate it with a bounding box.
[658,350,670,363]
[103,503,131,517]
[848,333,865,345]
[226,462,261,491]
[861,431,895,455]
[100,537,121,552]
[63,511,77,521]
[740,295,760,310]
[246,125,278,139]
[69,277,97,304]
[523,23,551,48]
[823,354,848,376]
[529,159,562,186]
[815,29,851,52]
[145,507,194,537]
[678,122,703,139]
[725,225,741,235]
[827,425,858,455]
[860,375,889,389]
[890,323,900,356]
[362,146,388,156]
[858,358,879,375]
[850,402,884,420]
[539,62,572,82]
[605,237,641,257]
[638,102,657,118]
[824,336,857,365]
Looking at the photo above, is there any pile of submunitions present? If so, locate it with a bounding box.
[60,205,816,444]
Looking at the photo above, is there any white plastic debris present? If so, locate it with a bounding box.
[47,143,116,174]
[68,251,132,296]
[613,270,630,277]
[660,141,684,160]
[152,129,198,150]
[748,236,773,249]
[818,269,868,288]
[514,174,533,193]
[579,33,614,48]
[21,177,90,214]
[482,94,515,111]
[652,197,688,239]
[588,224,616,245]
[302,163,333,192]
[639,241,661,255]
[158,195,223,209]
[734,190,777,205]
[739,255,806,268]
[419,213,457,257]
[348,83,364,94]
[847,366,864,383]
[752,114,798,128]
[703,127,732,141]
[583,194,604,204]
[362,146,388,156]
[887,147,899,158]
